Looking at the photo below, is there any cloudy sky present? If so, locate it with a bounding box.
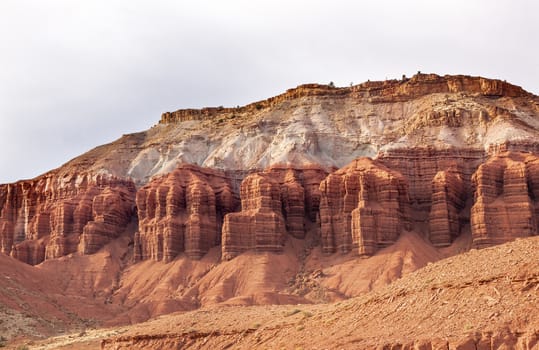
[0,1,538,183]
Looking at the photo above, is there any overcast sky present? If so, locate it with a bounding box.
[0,1,538,183]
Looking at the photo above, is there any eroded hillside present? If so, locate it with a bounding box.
[25,235,539,350]
[1,73,539,348]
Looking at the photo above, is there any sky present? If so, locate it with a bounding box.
[0,0,538,183]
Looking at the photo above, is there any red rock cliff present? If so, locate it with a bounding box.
[471,152,539,248]
[134,164,237,262]
[0,173,136,265]
[221,166,327,260]
[378,148,483,214]
[428,167,466,247]
[319,158,410,256]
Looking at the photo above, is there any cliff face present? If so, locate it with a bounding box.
[2,74,539,267]
[4,74,539,347]
[428,167,466,247]
[471,152,539,247]
[319,158,410,256]
[4,149,538,266]
[134,164,237,262]
[0,173,135,265]
[221,166,327,260]
[159,74,528,124]
[377,148,483,247]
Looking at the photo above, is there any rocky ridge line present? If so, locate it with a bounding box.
[160,73,529,124]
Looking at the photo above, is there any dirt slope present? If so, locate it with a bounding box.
[7,235,538,349]
[87,235,537,349]
[0,231,448,343]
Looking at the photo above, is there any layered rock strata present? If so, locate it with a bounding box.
[378,148,483,215]
[221,166,327,260]
[3,73,539,266]
[78,187,136,255]
[57,73,537,186]
[134,164,237,262]
[319,158,410,256]
[428,168,465,246]
[160,74,529,124]
[6,150,539,266]
[0,173,136,265]
[221,173,285,260]
[471,152,538,248]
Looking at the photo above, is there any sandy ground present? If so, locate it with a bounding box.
[2,235,536,349]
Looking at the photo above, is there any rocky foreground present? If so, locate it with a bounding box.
[0,73,539,347]
[21,235,539,349]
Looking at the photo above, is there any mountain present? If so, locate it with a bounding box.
[1,73,539,347]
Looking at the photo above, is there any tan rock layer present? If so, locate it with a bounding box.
[160,74,528,124]
[0,173,136,265]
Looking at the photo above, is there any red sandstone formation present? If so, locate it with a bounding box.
[79,187,135,255]
[471,152,538,248]
[377,148,483,214]
[0,173,136,265]
[134,164,237,262]
[319,158,410,256]
[221,173,286,260]
[221,166,327,260]
[0,76,537,266]
[428,167,466,247]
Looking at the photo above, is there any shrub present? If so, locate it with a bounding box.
[285,308,301,317]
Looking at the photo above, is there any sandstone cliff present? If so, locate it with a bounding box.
[221,166,327,260]
[159,74,528,124]
[471,152,539,247]
[0,173,135,265]
[428,167,466,247]
[319,158,410,256]
[3,74,539,348]
[3,74,539,265]
[377,148,483,247]
[134,164,237,261]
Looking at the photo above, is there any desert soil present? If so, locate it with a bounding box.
[8,235,537,350]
